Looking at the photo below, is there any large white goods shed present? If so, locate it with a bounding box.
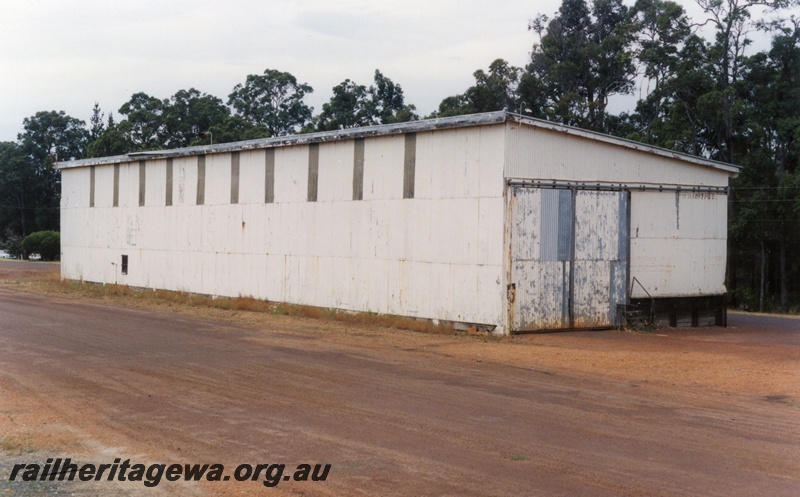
[57,111,739,335]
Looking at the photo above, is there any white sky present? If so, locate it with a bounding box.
[0,0,794,143]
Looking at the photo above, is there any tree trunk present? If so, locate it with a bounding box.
[780,236,788,312]
[759,240,766,313]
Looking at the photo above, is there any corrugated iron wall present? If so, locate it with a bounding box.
[509,187,629,331]
[504,123,729,303]
[60,118,733,334]
[61,125,508,331]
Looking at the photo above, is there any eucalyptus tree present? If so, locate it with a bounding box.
[228,69,314,136]
[431,59,522,118]
[165,88,230,147]
[117,92,169,151]
[12,111,88,233]
[315,70,417,131]
[731,21,800,310]
[0,141,34,238]
[519,0,637,131]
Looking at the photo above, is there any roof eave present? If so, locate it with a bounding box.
[56,110,740,177]
[55,111,509,170]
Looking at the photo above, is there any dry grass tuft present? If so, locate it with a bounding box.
[0,264,457,336]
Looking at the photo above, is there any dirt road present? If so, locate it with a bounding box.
[0,264,798,496]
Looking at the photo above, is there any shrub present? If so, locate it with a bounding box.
[21,231,60,261]
[0,228,24,259]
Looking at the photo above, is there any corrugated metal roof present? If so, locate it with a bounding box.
[55,111,740,175]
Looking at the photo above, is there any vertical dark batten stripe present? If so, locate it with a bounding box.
[539,189,558,261]
[264,149,275,203]
[568,190,577,328]
[352,138,365,201]
[618,192,629,261]
[230,152,240,204]
[307,144,319,202]
[113,163,120,207]
[403,133,416,199]
[165,158,173,206]
[138,160,146,206]
[557,189,575,261]
[196,155,205,205]
[89,166,95,207]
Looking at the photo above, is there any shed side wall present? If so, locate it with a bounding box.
[60,125,507,330]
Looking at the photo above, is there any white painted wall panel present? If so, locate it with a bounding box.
[61,167,90,209]
[274,146,309,203]
[239,150,266,205]
[318,140,354,202]
[406,200,432,263]
[119,163,138,208]
[505,124,729,188]
[429,198,480,265]
[479,197,505,266]
[205,154,230,206]
[476,265,504,325]
[416,128,479,199]
[60,124,515,334]
[172,157,197,206]
[415,125,505,200]
[363,135,404,200]
[94,166,114,208]
[478,125,506,198]
[89,208,106,248]
[144,160,167,207]
[630,191,727,297]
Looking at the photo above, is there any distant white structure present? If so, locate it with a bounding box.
[57,112,738,334]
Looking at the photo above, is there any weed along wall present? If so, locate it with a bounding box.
[58,112,739,334]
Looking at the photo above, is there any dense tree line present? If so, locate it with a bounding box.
[1,0,798,311]
[0,68,417,245]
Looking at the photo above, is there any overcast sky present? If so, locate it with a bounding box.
[0,0,795,143]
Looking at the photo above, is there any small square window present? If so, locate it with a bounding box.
[121,255,128,275]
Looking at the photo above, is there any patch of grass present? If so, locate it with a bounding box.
[0,435,36,455]
[509,455,528,462]
[6,271,459,336]
[232,296,272,312]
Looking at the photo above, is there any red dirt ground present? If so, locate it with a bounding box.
[0,261,797,496]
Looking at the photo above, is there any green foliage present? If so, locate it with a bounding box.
[0,142,31,236]
[14,111,87,235]
[228,69,313,136]
[430,94,473,119]
[204,116,271,144]
[165,88,230,147]
[21,230,60,261]
[87,112,132,158]
[431,59,522,118]
[519,0,636,131]
[0,228,24,259]
[117,92,168,151]
[99,88,240,154]
[315,70,417,131]
[316,79,375,130]
[372,70,418,124]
